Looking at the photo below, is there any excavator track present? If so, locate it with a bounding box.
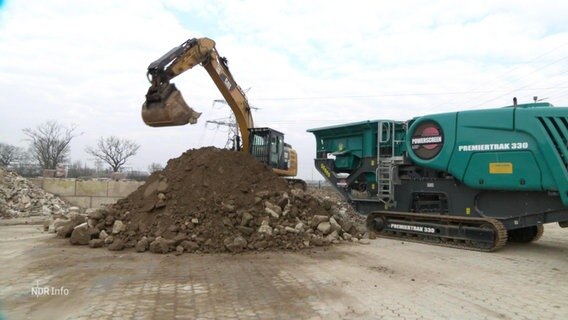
[366,211,508,252]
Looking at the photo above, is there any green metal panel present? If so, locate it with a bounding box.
[308,120,378,159]
[462,151,541,190]
[308,120,406,174]
[514,105,568,206]
[447,108,516,181]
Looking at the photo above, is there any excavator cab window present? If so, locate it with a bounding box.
[270,136,278,167]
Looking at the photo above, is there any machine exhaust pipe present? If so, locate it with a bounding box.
[141,83,201,127]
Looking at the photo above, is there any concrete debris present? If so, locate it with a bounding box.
[112,220,124,234]
[0,168,70,218]
[317,221,332,235]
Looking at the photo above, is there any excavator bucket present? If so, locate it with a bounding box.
[141,83,201,127]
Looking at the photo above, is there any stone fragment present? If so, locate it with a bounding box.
[136,238,149,252]
[256,190,272,199]
[88,239,104,248]
[69,206,80,213]
[105,215,115,226]
[99,230,109,241]
[339,219,353,234]
[57,221,76,238]
[225,236,248,253]
[290,188,304,199]
[236,225,254,236]
[240,212,253,226]
[86,208,103,220]
[264,201,282,215]
[329,217,342,232]
[112,220,124,234]
[326,230,339,242]
[108,239,125,251]
[254,240,268,250]
[173,233,187,246]
[87,218,98,228]
[265,207,279,219]
[104,235,114,245]
[87,227,100,239]
[149,237,169,254]
[277,192,289,209]
[258,220,273,236]
[317,222,332,235]
[70,224,90,245]
[311,215,329,227]
[180,240,200,252]
[285,226,299,234]
[49,218,69,233]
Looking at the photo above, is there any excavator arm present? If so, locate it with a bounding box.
[142,37,255,152]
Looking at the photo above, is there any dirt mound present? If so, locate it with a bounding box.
[62,147,366,254]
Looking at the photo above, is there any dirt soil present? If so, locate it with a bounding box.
[67,147,365,254]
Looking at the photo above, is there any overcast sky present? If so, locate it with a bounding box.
[1,0,567,180]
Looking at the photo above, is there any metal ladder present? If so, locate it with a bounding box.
[376,121,398,206]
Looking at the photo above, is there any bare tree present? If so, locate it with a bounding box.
[0,143,24,167]
[148,162,164,173]
[85,136,140,172]
[12,150,41,177]
[67,160,96,178]
[23,121,79,170]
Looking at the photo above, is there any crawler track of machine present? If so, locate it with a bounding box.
[366,211,508,252]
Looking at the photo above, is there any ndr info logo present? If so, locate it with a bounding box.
[31,281,69,297]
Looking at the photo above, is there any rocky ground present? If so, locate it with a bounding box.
[47,147,367,254]
[0,168,70,219]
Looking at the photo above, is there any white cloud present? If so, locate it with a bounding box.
[1,0,567,179]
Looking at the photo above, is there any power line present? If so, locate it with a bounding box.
[438,41,568,109]
[248,85,568,102]
[471,65,568,108]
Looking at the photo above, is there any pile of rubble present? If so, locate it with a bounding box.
[0,168,70,218]
[53,147,367,254]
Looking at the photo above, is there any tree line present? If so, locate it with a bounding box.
[1,120,164,179]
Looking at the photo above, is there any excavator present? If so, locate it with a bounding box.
[141,37,305,189]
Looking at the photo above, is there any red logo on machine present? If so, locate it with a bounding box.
[411,122,444,160]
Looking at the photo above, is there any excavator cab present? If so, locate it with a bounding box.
[142,83,202,127]
[249,128,289,171]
